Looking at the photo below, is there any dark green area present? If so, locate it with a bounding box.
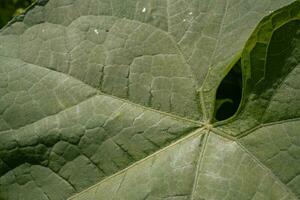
[215,60,242,121]
[0,0,34,28]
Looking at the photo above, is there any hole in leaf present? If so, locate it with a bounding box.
[0,0,34,28]
[214,59,242,121]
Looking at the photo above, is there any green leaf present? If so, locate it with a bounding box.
[0,0,299,199]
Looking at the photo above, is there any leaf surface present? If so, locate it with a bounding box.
[0,0,300,199]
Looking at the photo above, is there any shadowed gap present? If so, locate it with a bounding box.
[214,60,242,121]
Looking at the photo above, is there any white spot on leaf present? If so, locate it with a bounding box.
[142,7,146,13]
[94,29,99,34]
[189,12,193,15]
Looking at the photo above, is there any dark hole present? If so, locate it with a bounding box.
[0,0,34,28]
[214,59,242,121]
[105,29,109,32]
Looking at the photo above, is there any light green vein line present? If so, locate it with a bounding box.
[68,127,206,200]
[190,130,209,200]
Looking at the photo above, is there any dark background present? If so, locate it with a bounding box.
[0,0,34,28]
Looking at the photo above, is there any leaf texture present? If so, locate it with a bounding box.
[0,0,300,200]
